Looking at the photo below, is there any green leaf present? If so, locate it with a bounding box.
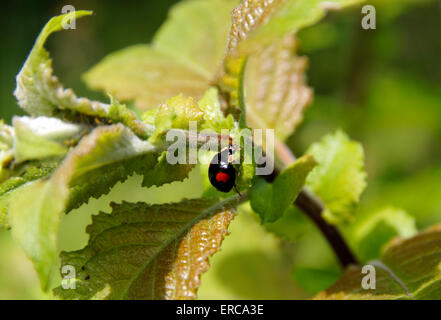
[217,56,248,127]
[9,179,65,291]
[293,267,340,294]
[63,125,193,213]
[12,116,86,163]
[0,160,59,228]
[198,205,302,299]
[231,0,365,56]
[84,0,238,110]
[315,224,441,300]
[140,152,194,189]
[54,197,240,300]
[250,155,316,222]
[305,130,367,225]
[262,206,311,241]
[144,90,236,145]
[198,88,235,132]
[0,122,14,182]
[345,207,417,262]
[14,11,149,138]
[244,36,313,140]
[217,0,363,134]
[0,121,13,151]
[365,167,441,228]
[148,94,205,142]
[7,124,191,289]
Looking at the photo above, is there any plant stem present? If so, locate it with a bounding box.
[294,189,358,267]
[273,139,358,268]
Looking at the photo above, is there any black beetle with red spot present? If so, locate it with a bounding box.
[208,145,238,193]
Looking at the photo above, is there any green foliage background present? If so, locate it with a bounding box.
[0,0,440,299]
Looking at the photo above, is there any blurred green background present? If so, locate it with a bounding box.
[0,0,440,299]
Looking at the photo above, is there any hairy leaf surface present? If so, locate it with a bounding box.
[226,0,365,56]
[12,116,87,163]
[84,0,238,110]
[14,11,149,138]
[54,197,239,299]
[345,207,417,262]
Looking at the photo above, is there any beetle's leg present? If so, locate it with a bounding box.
[233,184,241,196]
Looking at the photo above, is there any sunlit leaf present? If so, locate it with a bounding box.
[0,122,14,182]
[198,206,303,299]
[12,116,86,163]
[306,130,367,225]
[84,0,238,110]
[54,197,240,300]
[14,11,149,138]
[0,160,59,228]
[229,0,365,57]
[262,206,311,241]
[0,122,13,151]
[218,0,362,134]
[245,36,313,140]
[250,155,316,222]
[315,224,441,300]
[198,88,235,132]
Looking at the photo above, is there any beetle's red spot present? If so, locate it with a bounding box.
[216,172,230,183]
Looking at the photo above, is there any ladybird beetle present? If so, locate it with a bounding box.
[208,145,238,193]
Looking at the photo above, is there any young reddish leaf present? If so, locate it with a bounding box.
[54,197,240,300]
[218,0,363,134]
